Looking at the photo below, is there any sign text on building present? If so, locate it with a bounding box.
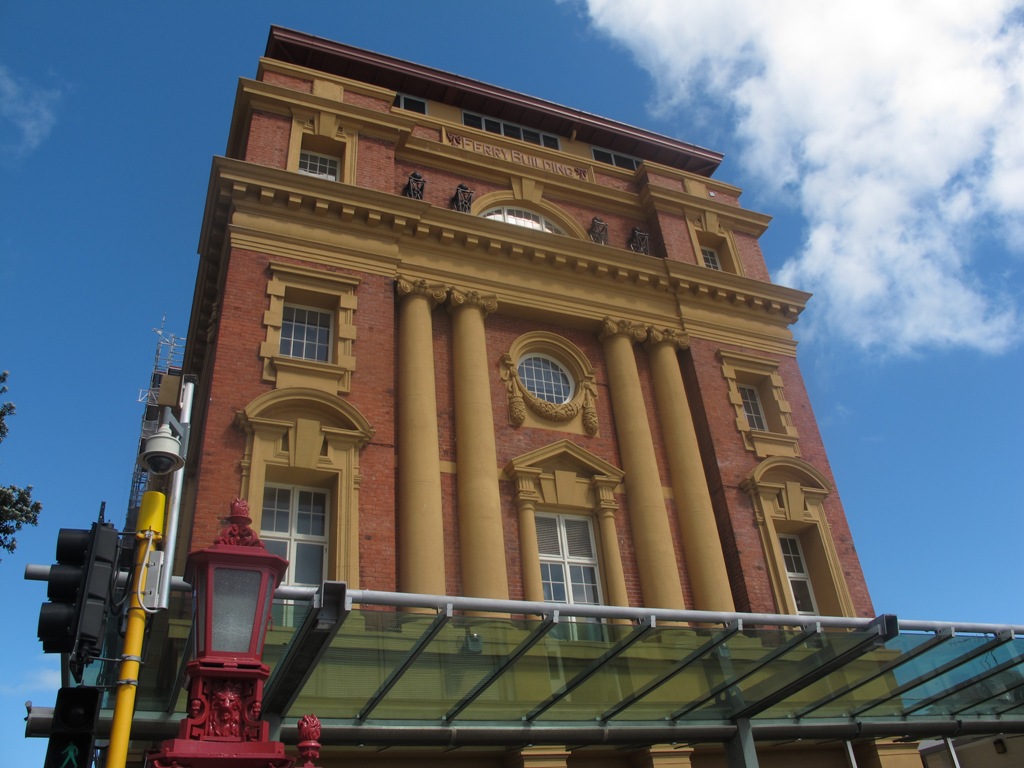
[447,133,589,181]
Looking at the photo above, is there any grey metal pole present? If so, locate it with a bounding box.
[157,377,193,609]
[944,737,963,768]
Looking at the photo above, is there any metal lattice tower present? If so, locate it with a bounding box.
[126,318,185,530]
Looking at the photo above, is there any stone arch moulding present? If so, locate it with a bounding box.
[234,388,375,587]
[505,439,629,608]
[741,456,856,617]
[500,331,599,436]
[472,189,590,240]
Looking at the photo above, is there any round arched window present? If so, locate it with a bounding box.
[483,207,564,235]
[516,354,574,404]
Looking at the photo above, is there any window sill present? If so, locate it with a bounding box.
[743,429,800,459]
[265,355,354,395]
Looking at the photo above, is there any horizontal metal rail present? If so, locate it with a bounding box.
[27,708,1024,745]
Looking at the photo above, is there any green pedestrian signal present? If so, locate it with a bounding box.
[44,686,100,768]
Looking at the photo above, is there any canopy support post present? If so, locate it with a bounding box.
[726,718,759,768]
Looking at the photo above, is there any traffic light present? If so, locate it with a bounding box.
[44,686,100,768]
[37,522,120,678]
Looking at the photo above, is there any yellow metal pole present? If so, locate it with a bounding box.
[106,491,166,768]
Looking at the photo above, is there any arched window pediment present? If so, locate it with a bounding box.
[473,190,588,240]
[238,387,374,439]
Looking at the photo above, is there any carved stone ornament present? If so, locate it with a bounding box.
[216,497,266,548]
[395,277,447,307]
[599,317,648,345]
[448,287,498,315]
[500,353,599,435]
[645,326,690,350]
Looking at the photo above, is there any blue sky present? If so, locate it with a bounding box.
[2,1,1023,761]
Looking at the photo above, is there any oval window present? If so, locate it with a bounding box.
[517,355,574,404]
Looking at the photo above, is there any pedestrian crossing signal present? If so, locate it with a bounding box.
[44,686,100,768]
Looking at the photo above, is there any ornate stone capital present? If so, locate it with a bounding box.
[448,287,498,316]
[645,326,690,350]
[592,474,621,517]
[598,317,648,345]
[395,277,447,307]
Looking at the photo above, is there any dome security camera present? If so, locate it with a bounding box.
[138,423,185,475]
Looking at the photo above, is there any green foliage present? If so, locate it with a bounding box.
[0,370,42,559]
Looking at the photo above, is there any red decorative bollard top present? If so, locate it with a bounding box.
[296,714,322,768]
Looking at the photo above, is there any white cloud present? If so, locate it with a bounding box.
[579,0,1024,353]
[0,662,60,697]
[0,65,61,159]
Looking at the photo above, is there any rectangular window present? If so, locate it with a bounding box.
[592,147,639,171]
[280,305,331,363]
[298,151,339,181]
[779,535,818,614]
[738,384,768,431]
[462,111,560,150]
[393,94,427,114]
[701,247,722,270]
[536,514,604,641]
[262,485,329,626]
[536,514,602,607]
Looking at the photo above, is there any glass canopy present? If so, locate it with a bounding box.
[114,586,1024,748]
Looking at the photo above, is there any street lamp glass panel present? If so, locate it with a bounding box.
[211,567,262,652]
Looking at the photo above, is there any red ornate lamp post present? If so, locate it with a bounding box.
[147,499,292,768]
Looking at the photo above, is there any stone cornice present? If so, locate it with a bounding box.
[189,157,808,376]
[227,78,415,158]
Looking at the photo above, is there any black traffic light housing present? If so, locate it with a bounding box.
[44,686,100,768]
[37,522,120,681]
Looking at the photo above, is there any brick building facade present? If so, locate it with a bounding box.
[164,26,915,768]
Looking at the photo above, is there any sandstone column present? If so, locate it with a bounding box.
[646,328,734,611]
[593,474,630,609]
[450,289,509,600]
[512,467,544,604]
[599,318,685,609]
[395,278,448,596]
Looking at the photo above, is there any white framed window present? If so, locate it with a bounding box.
[592,148,639,171]
[462,112,560,149]
[517,354,574,405]
[261,484,329,627]
[738,384,768,432]
[298,150,340,181]
[482,206,564,235]
[280,304,332,363]
[393,93,427,114]
[779,535,818,615]
[261,485,329,586]
[536,514,602,608]
[701,246,722,270]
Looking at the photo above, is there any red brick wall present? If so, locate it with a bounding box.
[355,136,396,193]
[244,110,290,169]
[261,71,312,93]
[682,337,873,617]
[345,90,392,112]
[189,247,273,551]
[734,231,772,282]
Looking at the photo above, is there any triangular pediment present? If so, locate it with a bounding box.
[505,439,623,481]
